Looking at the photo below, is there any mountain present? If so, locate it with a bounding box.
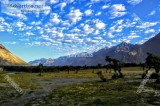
[29,33,160,66]
[29,58,54,66]
[141,33,160,56]
[0,44,28,66]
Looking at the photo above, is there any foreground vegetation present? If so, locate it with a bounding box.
[0,67,159,105]
[26,79,143,106]
[26,77,160,106]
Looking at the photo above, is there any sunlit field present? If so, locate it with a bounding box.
[0,67,160,106]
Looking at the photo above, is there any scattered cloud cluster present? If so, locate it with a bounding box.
[0,0,160,58]
[67,9,83,23]
[127,0,143,5]
[110,4,127,19]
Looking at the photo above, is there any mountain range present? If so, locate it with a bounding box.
[0,44,28,66]
[29,32,160,66]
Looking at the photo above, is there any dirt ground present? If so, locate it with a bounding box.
[1,76,98,106]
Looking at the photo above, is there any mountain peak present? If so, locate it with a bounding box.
[119,42,130,46]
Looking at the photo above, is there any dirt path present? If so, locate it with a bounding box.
[1,78,98,106]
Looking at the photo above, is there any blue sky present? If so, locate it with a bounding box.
[0,0,160,62]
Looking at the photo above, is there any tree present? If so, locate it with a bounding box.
[97,64,102,69]
[105,56,124,79]
[144,53,160,73]
[142,53,160,79]
[38,63,43,76]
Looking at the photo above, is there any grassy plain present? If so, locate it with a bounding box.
[0,67,160,106]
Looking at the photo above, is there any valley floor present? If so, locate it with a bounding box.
[0,67,160,106]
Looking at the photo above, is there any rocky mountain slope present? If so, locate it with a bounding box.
[0,44,28,66]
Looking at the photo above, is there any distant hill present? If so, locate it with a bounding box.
[29,33,160,66]
[0,44,28,66]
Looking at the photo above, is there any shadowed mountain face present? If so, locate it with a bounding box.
[29,33,160,66]
[0,44,28,66]
[141,33,160,56]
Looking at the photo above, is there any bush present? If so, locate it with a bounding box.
[112,74,118,79]
[150,73,159,79]
[141,73,146,79]
[112,73,124,79]
[97,71,106,82]
[119,72,124,78]
[155,78,160,83]
[141,72,159,79]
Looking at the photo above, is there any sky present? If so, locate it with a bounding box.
[0,0,160,62]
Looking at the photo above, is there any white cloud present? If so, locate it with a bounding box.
[83,24,94,34]
[102,5,110,9]
[83,24,89,31]
[34,41,41,46]
[127,35,140,39]
[50,0,59,4]
[66,0,74,3]
[57,33,64,38]
[94,30,100,35]
[74,38,83,43]
[144,29,155,34]
[26,32,35,36]
[128,0,142,5]
[148,10,156,16]
[41,35,54,43]
[67,9,83,23]
[4,42,17,45]
[107,32,114,38]
[111,40,117,43]
[0,18,11,32]
[90,0,101,3]
[86,38,99,44]
[110,4,127,19]
[16,22,24,27]
[111,12,126,18]
[108,19,130,34]
[43,6,51,15]
[4,12,27,20]
[111,4,126,11]
[95,20,106,29]
[85,9,92,16]
[0,17,5,22]
[50,13,61,24]
[61,20,71,27]
[72,27,81,33]
[58,2,67,11]
[30,21,42,25]
[94,36,102,40]
[136,22,159,29]
[95,12,101,16]
[64,40,72,43]
[95,22,105,29]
